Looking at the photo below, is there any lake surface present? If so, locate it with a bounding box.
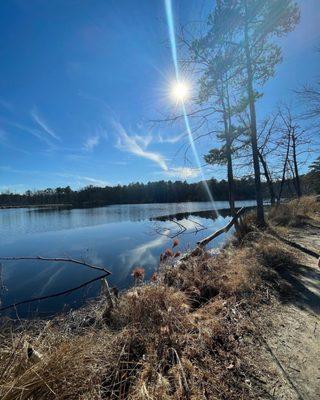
[0,200,256,317]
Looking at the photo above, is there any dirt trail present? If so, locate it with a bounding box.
[256,226,320,399]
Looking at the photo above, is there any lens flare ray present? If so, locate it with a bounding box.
[164,0,217,208]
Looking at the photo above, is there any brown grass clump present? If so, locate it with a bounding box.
[268,196,320,227]
[108,285,191,333]
[163,245,262,306]
[0,328,114,400]
[254,238,297,271]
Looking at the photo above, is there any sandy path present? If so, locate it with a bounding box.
[253,225,320,399]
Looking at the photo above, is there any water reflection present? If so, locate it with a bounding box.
[0,201,256,317]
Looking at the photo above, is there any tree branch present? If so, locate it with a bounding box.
[0,256,111,275]
[0,273,109,312]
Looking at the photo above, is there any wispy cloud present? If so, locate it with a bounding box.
[83,135,100,151]
[133,134,152,148]
[82,123,108,152]
[165,166,200,179]
[0,118,56,147]
[31,107,61,141]
[114,121,168,171]
[81,176,109,186]
[55,172,109,187]
[0,167,109,192]
[158,132,185,144]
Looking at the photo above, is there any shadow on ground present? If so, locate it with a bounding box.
[277,262,320,316]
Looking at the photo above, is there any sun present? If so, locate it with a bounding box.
[171,80,190,102]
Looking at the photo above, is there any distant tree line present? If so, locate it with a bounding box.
[0,172,318,208]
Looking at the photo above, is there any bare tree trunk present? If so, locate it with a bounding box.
[277,133,291,203]
[244,0,265,226]
[222,84,236,216]
[291,130,302,197]
[226,125,236,216]
[288,160,298,193]
[258,150,276,205]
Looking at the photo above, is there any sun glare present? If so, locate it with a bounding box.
[171,80,190,102]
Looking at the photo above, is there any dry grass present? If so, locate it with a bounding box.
[0,217,303,399]
[0,284,260,400]
[163,245,262,306]
[254,239,297,271]
[268,196,320,227]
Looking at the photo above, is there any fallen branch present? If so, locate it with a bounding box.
[197,208,245,248]
[0,256,111,275]
[178,208,245,261]
[0,273,109,312]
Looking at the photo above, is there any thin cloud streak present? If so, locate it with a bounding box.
[55,172,109,187]
[114,121,169,171]
[1,118,56,146]
[31,107,61,141]
[158,132,185,144]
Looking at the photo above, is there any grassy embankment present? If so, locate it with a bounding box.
[0,196,319,399]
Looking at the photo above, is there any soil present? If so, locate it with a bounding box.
[253,224,320,399]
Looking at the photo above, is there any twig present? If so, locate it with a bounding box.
[0,273,109,312]
[0,256,111,275]
[171,347,190,398]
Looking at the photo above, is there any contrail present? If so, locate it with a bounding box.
[164,0,217,208]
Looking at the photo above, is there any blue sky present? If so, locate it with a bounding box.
[0,0,319,193]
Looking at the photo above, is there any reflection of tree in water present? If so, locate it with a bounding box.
[150,207,255,239]
[150,207,232,223]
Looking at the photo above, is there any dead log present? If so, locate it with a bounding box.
[197,207,245,248]
[179,208,246,261]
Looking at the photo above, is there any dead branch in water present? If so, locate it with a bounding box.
[0,273,109,312]
[0,257,112,312]
[0,256,111,275]
[153,218,207,239]
[179,208,245,260]
[197,207,245,248]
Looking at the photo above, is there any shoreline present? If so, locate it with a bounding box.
[0,199,266,211]
[0,197,319,399]
[0,203,73,209]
